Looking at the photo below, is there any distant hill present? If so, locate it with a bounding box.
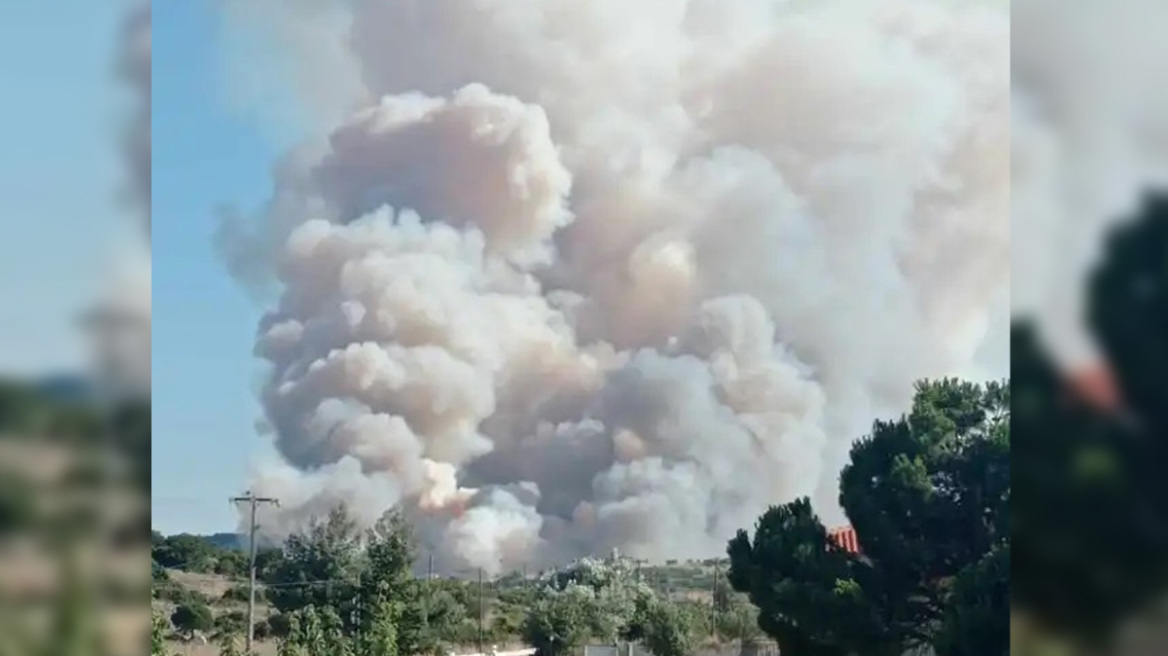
[34,373,98,404]
[203,532,246,551]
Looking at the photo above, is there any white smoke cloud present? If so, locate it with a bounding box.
[220,0,1009,574]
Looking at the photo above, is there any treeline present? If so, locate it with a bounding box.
[0,376,103,439]
[153,509,762,656]
[0,377,150,538]
[0,376,150,491]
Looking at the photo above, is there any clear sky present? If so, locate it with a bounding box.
[152,0,287,535]
[0,0,139,376]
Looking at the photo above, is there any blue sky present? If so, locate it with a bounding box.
[153,0,289,535]
[0,0,139,375]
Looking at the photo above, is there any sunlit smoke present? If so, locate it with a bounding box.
[220,0,1009,574]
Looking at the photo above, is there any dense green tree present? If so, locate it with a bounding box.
[839,379,1009,643]
[933,543,1009,656]
[522,588,595,656]
[728,379,1009,656]
[267,506,363,619]
[281,606,344,656]
[640,600,696,656]
[152,533,222,572]
[357,599,401,656]
[356,511,421,653]
[215,549,249,577]
[255,547,287,582]
[521,556,678,656]
[0,472,37,533]
[727,499,888,656]
[422,583,475,647]
[171,602,214,638]
[262,506,464,655]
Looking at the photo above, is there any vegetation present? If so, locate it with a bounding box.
[727,379,1009,656]
[172,601,216,637]
[0,375,150,655]
[152,509,762,656]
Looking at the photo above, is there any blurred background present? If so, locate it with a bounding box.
[0,1,150,655]
[1012,1,1168,655]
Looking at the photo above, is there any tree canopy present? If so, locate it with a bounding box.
[727,378,1009,656]
[522,556,698,656]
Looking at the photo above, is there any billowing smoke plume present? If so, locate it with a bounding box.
[85,4,151,401]
[1012,0,1168,373]
[223,0,1009,574]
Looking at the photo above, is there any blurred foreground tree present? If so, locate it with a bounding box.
[1012,194,1168,649]
[727,379,1009,656]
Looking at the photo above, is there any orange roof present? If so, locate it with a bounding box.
[828,526,860,554]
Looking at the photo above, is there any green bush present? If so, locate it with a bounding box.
[0,473,37,533]
[171,602,214,636]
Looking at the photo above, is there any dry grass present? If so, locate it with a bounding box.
[0,438,150,656]
[167,569,238,600]
[0,437,72,483]
[165,638,280,656]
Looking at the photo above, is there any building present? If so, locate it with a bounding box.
[828,525,860,554]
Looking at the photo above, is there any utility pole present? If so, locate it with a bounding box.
[354,572,363,646]
[711,563,719,642]
[423,552,434,641]
[231,491,279,654]
[478,567,485,654]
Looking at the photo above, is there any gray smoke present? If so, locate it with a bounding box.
[223,0,1009,574]
[85,4,151,402]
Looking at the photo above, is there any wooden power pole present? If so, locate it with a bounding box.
[478,567,485,654]
[231,491,279,654]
